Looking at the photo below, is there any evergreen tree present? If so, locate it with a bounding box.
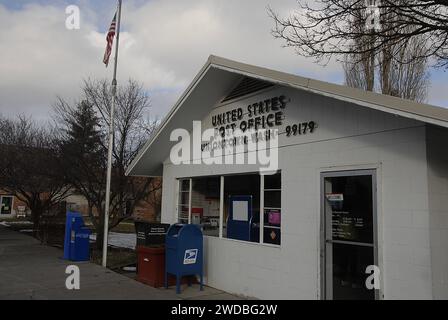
[55,80,159,252]
[59,100,106,234]
[64,100,103,161]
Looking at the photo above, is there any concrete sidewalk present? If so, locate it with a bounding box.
[0,225,241,300]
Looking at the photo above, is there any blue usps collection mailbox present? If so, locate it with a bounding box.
[165,224,203,294]
[63,211,92,262]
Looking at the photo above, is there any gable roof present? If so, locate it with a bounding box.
[127,55,448,177]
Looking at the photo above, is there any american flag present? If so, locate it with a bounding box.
[103,12,117,67]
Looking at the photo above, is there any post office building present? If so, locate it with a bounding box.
[127,56,448,300]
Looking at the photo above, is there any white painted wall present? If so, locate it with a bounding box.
[426,125,448,299]
[160,85,439,299]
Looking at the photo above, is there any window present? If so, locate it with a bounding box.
[191,177,220,237]
[0,196,13,215]
[223,174,260,243]
[262,173,281,245]
[177,179,190,224]
[176,172,281,246]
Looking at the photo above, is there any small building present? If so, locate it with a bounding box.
[127,56,448,300]
[0,191,28,219]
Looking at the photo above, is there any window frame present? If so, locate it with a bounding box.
[176,171,282,247]
[177,178,192,224]
[0,195,14,215]
[261,172,282,245]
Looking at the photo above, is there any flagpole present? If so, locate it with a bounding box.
[102,0,122,268]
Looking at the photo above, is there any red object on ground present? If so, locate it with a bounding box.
[136,246,197,288]
[136,246,167,288]
[137,246,197,288]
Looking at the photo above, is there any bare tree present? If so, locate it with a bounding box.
[343,9,377,91]
[0,115,70,233]
[142,178,162,222]
[268,1,448,68]
[383,34,429,101]
[342,4,430,102]
[54,79,160,249]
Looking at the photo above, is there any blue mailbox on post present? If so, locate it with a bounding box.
[165,224,203,294]
[63,211,92,262]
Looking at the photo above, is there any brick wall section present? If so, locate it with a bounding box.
[0,190,28,217]
[64,178,162,223]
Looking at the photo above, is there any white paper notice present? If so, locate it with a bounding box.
[233,201,248,221]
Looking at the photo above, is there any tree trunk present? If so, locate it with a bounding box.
[95,204,105,250]
[30,206,42,240]
[96,227,104,250]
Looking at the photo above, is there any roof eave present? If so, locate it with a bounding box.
[127,55,448,177]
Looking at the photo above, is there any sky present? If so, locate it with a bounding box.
[0,0,447,122]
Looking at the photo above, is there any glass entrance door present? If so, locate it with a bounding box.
[321,170,377,300]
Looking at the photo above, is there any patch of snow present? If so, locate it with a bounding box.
[122,266,136,272]
[90,232,136,250]
[1,221,33,225]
